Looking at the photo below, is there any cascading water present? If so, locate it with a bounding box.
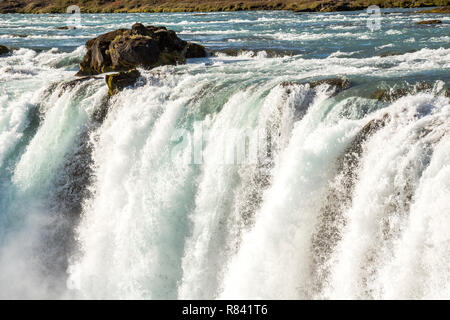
[0,10,449,299]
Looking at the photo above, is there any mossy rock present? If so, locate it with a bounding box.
[105,69,141,96]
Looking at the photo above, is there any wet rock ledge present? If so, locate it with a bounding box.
[417,19,442,25]
[76,23,207,95]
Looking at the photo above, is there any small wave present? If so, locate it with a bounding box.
[429,36,450,42]
[328,51,360,58]
[377,44,394,50]
[179,29,251,35]
[386,29,403,35]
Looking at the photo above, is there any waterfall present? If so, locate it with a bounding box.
[0,45,449,299]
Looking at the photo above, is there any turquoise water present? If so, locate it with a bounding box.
[1,9,449,57]
[0,9,449,299]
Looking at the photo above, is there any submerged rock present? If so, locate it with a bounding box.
[378,50,418,57]
[418,7,450,14]
[370,88,409,102]
[56,26,77,30]
[417,19,442,25]
[0,45,10,55]
[105,69,141,96]
[76,23,207,76]
[281,78,351,96]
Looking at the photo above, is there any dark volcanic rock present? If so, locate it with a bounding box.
[417,19,442,25]
[77,28,129,75]
[105,69,141,96]
[109,35,163,70]
[0,45,10,56]
[76,23,207,76]
[185,42,208,58]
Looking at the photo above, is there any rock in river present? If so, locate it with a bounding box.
[76,23,207,76]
